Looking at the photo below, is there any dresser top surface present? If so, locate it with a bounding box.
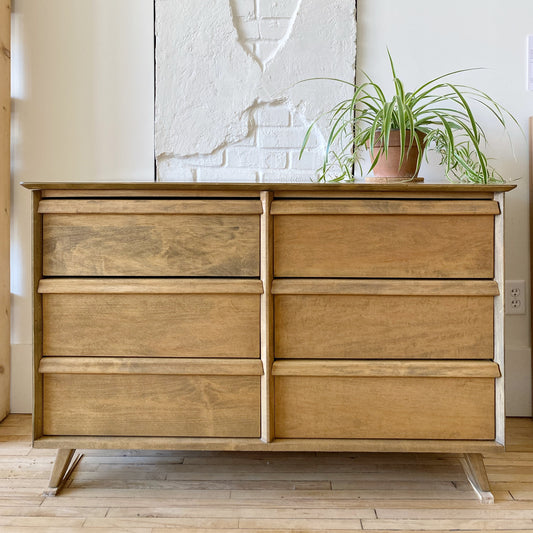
[21,181,516,194]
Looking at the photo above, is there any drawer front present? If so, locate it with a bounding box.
[40,280,261,358]
[272,200,497,278]
[274,369,496,440]
[42,360,261,437]
[274,281,496,359]
[40,199,261,277]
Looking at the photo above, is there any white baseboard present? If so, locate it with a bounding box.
[505,346,532,417]
[10,343,32,414]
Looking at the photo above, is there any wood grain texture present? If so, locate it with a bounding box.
[275,294,494,359]
[43,374,260,438]
[272,360,501,378]
[39,357,264,376]
[32,191,44,441]
[38,198,263,214]
[42,293,260,358]
[33,435,503,453]
[40,188,261,198]
[42,212,260,277]
[275,376,495,440]
[260,191,275,443]
[38,278,263,294]
[21,181,516,192]
[274,213,495,278]
[270,199,500,215]
[274,190,498,199]
[38,188,498,200]
[0,0,9,422]
[272,279,499,296]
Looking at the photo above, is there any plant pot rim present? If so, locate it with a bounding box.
[371,129,426,148]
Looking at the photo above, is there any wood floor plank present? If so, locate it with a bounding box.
[332,481,468,491]
[0,517,85,527]
[0,506,108,517]
[58,488,233,500]
[143,527,364,533]
[106,505,375,518]
[507,490,533,500]
[376,507,533,519]
[0,446,32,456]
[361,519,533,530]
[70,470,168,481]
[0,529,151,533]
[228,489,485,500]
[357,531,533,533]
[0,498,45,507]
[82,456,185,465]
[0,469,51,479]
[67,478,332,490]
[0,489,50,498]
[347,531,533,533]
[0,478,50,488]
[84,516,241,528]
[26,449,57,457]
[165,462,382,474]
[237,517,363,529]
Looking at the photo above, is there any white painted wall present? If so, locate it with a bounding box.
[10,0,154,412]
[9,0,533,416]
[357,0,533,415]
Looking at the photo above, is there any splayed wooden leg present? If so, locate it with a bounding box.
[43,448,79,496]
[460,453,494,504]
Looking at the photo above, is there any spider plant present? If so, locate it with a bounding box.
[301,52,519,183]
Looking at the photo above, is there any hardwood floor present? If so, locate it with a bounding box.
[2,415,533,531]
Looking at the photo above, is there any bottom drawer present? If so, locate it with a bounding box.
[273,360,499,440]
[40,358,262,438]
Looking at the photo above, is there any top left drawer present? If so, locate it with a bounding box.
[39,199,262,277]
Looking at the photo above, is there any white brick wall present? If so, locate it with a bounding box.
[232,0,298,66]
[157,103,324,183]
[155,0,356,183]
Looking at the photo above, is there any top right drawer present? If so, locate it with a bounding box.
[272,199,498,279]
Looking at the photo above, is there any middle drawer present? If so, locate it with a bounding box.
[273,279,498,359]
[39,279,262,358]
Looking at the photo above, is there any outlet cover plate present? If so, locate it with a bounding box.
[506,280,526,315]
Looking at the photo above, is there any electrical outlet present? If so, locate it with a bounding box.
[506,280,526,315]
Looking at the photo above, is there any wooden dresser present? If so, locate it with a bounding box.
[24,182,514,501]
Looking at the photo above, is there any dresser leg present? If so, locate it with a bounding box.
[43,448,79,496]
[460,453,494,504]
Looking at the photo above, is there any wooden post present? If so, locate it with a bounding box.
[260,191,274,443]
[0,1,10,422]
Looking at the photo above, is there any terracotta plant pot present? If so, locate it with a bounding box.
[367,130,425,183]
